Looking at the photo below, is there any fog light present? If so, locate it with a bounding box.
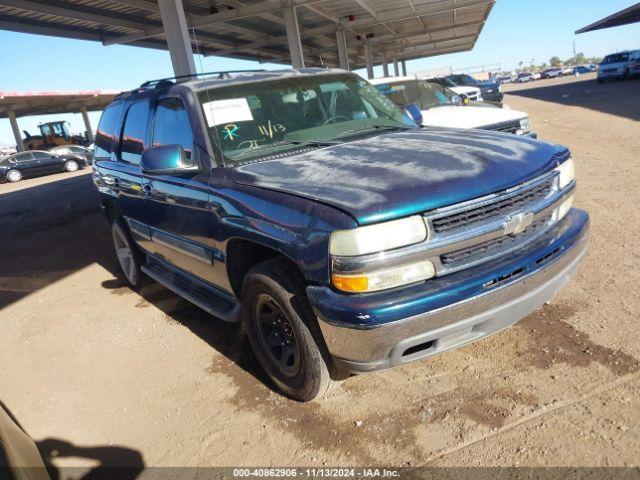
[332,260,436,293]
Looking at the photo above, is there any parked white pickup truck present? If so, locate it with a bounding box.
[370,76,536,137]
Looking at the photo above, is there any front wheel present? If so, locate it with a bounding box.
[242,258,333,401]
[6,169,22,183]
[64,160,79,172]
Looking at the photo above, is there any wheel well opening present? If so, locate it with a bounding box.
[226,241,297,298]
[102,199,121,224]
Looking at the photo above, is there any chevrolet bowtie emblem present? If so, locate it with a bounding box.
[503,212,534,236]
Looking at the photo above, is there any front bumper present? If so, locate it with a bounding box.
[481,91,504,104]
[308,209,588,373]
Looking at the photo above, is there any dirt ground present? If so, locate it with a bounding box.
[1,73,639,473]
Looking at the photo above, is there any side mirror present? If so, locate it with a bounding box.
[404,104,423,125]
[140,144,198,176]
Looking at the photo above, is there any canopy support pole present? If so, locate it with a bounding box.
[364,42,374,79]
[7,110,24,152]
[158,0,197,77]
[283,4,305,68]
[401,60,407,76]
[80,106,94,144]
[336,27,349,70]
[382,50,389,77]
[393,56,399,76]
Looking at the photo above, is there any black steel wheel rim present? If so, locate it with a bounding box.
[254,293,301,377]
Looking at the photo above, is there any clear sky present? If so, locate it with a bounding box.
[1,0,639,146]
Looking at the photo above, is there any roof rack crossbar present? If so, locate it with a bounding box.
[139,69,267,88]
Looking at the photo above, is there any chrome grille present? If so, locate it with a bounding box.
[440,214,553,267]
[484,119,521,134]
[431,178,554,234]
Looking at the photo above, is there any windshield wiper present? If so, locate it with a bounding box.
[334,123,411,139]
[227,138,337,163]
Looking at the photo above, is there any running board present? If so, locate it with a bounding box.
[142,257,241,323]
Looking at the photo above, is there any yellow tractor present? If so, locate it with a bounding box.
[23,121,87,150]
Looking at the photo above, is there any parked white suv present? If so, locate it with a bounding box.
[370,77,535,137]
[598,50,640,82]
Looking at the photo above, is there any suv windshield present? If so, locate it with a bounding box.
[450,74,477,86]
[602,53,629,64]
[197,73,413,162]
[375,79,456,110]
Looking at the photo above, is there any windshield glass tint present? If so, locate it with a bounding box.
[376,79,454,110]
[198,73,412,162]
[602,53,629,64]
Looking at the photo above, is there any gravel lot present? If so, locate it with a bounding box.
[1,73,639,473]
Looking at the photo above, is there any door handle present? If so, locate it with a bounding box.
[112,177,120,190]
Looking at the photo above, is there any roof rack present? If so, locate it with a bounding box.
[139,69,267,89]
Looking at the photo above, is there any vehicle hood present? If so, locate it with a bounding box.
[421,105,527,129]
[232,129,567,226]
[477,80,500,90]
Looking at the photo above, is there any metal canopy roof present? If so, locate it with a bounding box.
[0,90,119,118]
[576,2,640,34]
[0,0,495,69]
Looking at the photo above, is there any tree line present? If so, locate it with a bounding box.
[516,53,602,72]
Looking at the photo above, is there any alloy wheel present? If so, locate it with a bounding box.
[6,170,22,182]
[65,160,79,172]
[112,224,137,284]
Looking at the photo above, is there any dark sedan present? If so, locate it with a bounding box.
[447,73,504,105]
[0,150,87,183]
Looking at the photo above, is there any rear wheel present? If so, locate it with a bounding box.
[242,258,333,401]
[6,169,22,183]
[64,160,79,172]
[111,219,146,289]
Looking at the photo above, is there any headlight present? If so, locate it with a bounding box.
[332,260,435,293]
[330,216,433,292]
[555,158,575,189]
[329,215,427,256]
[519,117,532,134]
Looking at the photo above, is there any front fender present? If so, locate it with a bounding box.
[214,181,357,285]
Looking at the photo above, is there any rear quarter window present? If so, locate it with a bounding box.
[119,100,151,165]
[95,103,123,161]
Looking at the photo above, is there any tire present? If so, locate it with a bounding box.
[111,219,146,289]
[64,160,79,172]
[241,258,333,401]
[6,169,22,183]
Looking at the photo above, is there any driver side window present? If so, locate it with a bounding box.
[152,98,194,160]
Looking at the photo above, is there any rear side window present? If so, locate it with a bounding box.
[152,98,194,160]
[11,153,33,163]
[120,100,151,164]
[95,103,123,161]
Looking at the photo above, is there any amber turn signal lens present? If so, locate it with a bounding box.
[331,274,369,293]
